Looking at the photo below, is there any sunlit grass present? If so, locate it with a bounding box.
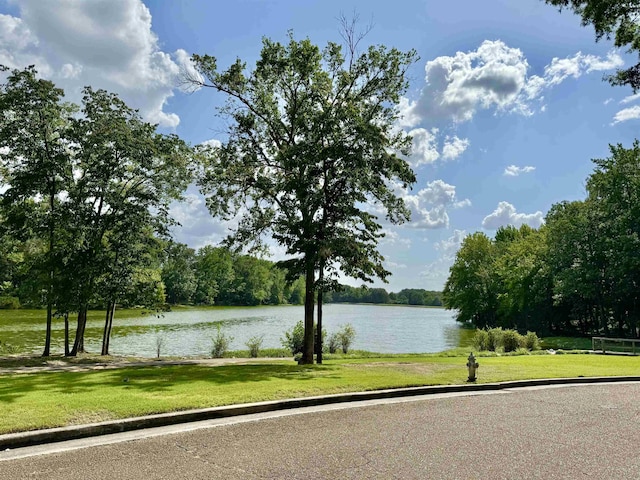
[0,353,639,434]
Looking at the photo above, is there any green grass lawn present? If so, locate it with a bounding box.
[1,353,639,435]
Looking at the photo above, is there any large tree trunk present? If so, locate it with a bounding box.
[42,186,55,357]
[69,306,87,356]
[43,303,52,357]
[302,258,315,364]
[101,301,116,355]
[101,300,112,355]
[64,312,69,356]
[316,261,324,364]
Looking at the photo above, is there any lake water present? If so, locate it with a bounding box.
[4,304,472,357]
[100,304,470,357]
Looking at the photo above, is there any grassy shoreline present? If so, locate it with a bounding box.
[0,351,638,435]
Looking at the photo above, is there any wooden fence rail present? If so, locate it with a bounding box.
[592,336,640,355]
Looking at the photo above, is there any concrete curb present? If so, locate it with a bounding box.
[2,375,640,450]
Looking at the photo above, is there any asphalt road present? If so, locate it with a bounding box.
[1,382,639,479]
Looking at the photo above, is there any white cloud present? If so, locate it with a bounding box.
[482,201,544,230]
[434,229,467,260]
[397,96,422,128]
[543,55,582,86]
[612,105,640,124]
[384,261,407,270]
[2,0,192,128]
[407,128,440,166]
[583,51,625,72]
[504,164,535,176]
[442,136,469,161]
[419,229,467,289]
[169,188,238,249]
[543,51,622,86]
[0,13,50,74]
[410,40,531,124]
[200,138,222,149]
[404,129,469,167]
[379,229,412,248]
[402,40,624,126]
[403,180,470,229]
[620,93,640,105]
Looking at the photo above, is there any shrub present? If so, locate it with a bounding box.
[338,324,356,354]
[211,324,233,358]
[327,332,341,354]
[523,331,541,351]
[472,329,489,351]
[0,296,20,309]
[501,329,523,353]
[281,321,305,355]
[246,335,264,358]
[281,321,324,355]
[487,327,503,352]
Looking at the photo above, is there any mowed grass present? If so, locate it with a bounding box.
[1,353,639,434]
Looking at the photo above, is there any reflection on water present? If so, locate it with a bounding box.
[4,304,469,357]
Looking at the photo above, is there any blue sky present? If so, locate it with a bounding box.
[1,0,638,292]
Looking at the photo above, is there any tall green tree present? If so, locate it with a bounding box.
[587,142,640,336]
[546,200,608,334]
[0,65,74,355]
[443,232,499,327]
[66,87,192,355]
[495,226,553,333]
[188,29,417,363]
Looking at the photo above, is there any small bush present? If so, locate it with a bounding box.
[472,329,489,351]
[523,331,541,351]
[246,335,264,358]
[0,296,20,309]
[501,329,523,352]
[281,321,324,355]
[338,324,356,354]
[487,327,503,351]
[281,321,305,355]
[211,324,233,358]
[327,332,341,354]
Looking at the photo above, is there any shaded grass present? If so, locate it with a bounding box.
[540,336,593,350]
[1,353,639,434]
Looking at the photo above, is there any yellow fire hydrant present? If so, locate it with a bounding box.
[466,352,479,382]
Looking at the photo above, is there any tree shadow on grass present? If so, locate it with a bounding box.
[0,363,342,404]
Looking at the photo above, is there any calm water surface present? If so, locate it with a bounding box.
[4,304,471,357]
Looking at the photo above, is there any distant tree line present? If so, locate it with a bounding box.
[159,243,306,306]
[444,142,640,338]
[159,241,442,307]
[327,286,442,306]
